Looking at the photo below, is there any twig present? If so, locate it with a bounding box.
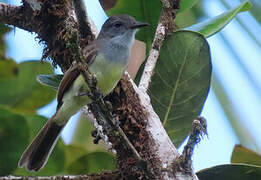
[176,116,207,174]
[138,0,180,93]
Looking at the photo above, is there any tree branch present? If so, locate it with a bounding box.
[120,73,179,179]
[4,170,121,180]
[72,0,93,39]
[139,0,180,93]
[0,2,35,32]
[177,117,207,174]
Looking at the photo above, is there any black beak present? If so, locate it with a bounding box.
[129,21,149,29]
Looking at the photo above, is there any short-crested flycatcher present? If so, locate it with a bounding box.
[18,14,148,171]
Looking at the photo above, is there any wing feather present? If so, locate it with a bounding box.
[56,41,98,110]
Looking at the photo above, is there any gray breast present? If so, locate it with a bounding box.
[101,42,130,65]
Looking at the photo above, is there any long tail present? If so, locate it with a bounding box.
[18,113,65,171]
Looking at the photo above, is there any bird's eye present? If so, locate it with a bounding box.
[114,23,122,28]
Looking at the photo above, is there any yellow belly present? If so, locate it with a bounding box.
[55,54,127,125]
[89,53,127,95]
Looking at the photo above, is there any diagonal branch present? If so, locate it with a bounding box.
[72,0,93,39]
[139,0,180,93]
[0,2,36,32]
[120,73,179,179]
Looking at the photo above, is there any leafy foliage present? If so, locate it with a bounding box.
[178,0,199,13]
[67,152,116,174]
[37,74,63,90]
[231,145,261,166]
[187,1,252,37]
[149,30,211,146]
[0,60,56,113]
[197,144,261,179]
[0,23,11,58]
[0,58,18,79]
[0,108,30,175]
[71,114,108,152]
[64,145,89,168]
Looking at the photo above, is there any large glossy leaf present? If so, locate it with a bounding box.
[107,0,161,46]
[66,152,116,174]
[149,30,211,147]
[14,115,66,175]
[197,164,261,180]
[37,74,63,90]
[231,145,261,166]
[0,60,56,113]
[0,108,30,175]
[187,1,252,37]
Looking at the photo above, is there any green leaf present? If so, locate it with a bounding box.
[187,1,252,37]
[71,113,108,152]
[149,30,211,147]
[0,108,30,175]
[0,60,56,113]
[37,74,63,90]
[0,23,11,58]
[197,164,261,180]
[178,0,198,13]
[64,145,89,168]
[231,145,261,166]
[0,58,18,80]
[71,113,94,146]
[24,114,50,139]
[175,8,197,29]
[0,23,10,35]
[66,152,116,174]
[107,0,161,46]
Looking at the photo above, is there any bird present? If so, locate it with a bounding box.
[18,14,148,171]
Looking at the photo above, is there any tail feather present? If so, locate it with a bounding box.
[18,115,64,171]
